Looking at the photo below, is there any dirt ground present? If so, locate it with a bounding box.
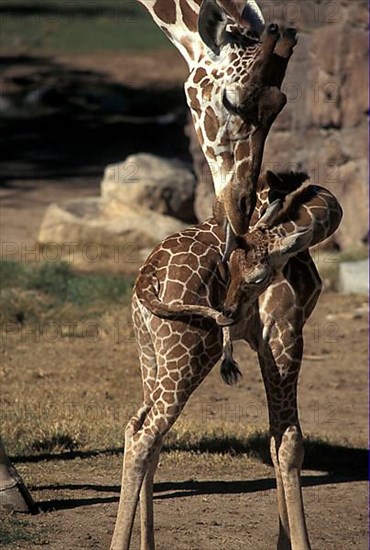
[0,51,368,549]
[0,287,368,549]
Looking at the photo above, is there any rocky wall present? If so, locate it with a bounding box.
[191,0,368,250]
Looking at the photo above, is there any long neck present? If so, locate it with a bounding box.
[137,0,203,67]
[184,36,266,188]
[184,42,287,233]
[273,185,343,247]
[138,1,259,190]
[137,0,255,67]
[138,0,284,235]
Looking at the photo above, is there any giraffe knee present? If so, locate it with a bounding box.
[125,405,151,438]
[278,426,304,472]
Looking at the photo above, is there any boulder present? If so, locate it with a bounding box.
[38,197,186,253]
[0,437,36,513]
[334,159,368,249]
[101,153,196,224]
[339,260,369,295]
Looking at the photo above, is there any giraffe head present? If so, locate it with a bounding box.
[198,0,273,117]
[186,2,297,243]
[220,170,344,324]
[220,223,312,323]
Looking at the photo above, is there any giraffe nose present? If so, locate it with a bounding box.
[223,87,259,123]
[222,305,237,319]
[267,23,279,35]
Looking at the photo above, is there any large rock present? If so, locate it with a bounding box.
[339,260,369,295]
[0,437,35,513]
[101,153,196,224]
[38,197,186,252]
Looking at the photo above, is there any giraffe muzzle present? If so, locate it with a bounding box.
[267,23,279,35]
[219,303,240,326]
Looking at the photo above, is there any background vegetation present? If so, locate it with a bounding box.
[0,0,169,53]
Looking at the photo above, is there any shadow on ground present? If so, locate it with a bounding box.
[12,432,369,477]
[31,469,366,513]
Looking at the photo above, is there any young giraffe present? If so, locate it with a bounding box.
[111,172,343,550]
[138,0,297,236]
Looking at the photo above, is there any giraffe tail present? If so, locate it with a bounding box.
[220,327,242,385]
[135,262,233,325]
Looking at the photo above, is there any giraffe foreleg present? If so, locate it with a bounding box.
[111,348,220,549]
[258,334,311,550]
[269,435,291,549]
[276,424,309,550]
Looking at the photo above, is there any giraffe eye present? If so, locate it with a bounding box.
[248,273,269,286]
[222,90,240,115]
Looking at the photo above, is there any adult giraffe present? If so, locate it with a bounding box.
[137,0,296,240]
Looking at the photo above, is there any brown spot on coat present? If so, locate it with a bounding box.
[186,86,201,111]
[160,25,171,39]
[180,0,197,32]
[205,146,215,160]
[202,82,213,102]
[176,266,193,283]
[205,106,218,141]
[193,67,207,83]
[154,0,176,24]
[181,331,196,348]
[162,377,176,390]
[172,343,187,357]
[235,141,252,162]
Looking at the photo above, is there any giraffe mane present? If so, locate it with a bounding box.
[266,170,309,203]
[265,184,319,229]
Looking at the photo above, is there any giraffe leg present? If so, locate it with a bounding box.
[269,436,291,550]
[139,444,161,550]
[112,302,160,550]
[110,405,152,550]
[276,424,309,550]
[111,335,220,549]
[256,253,321,549]
[110,393,201,550]
[258,334,311,550]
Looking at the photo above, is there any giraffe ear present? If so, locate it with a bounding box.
[254,198,282,228]
[198,0,228,55]
[241,1,265,36]
[270,227,313,267]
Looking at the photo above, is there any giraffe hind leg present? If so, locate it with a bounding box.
[140,445,161,550]
[111,318,221,550]
[110,380,205,550]
[258,341,311,550]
